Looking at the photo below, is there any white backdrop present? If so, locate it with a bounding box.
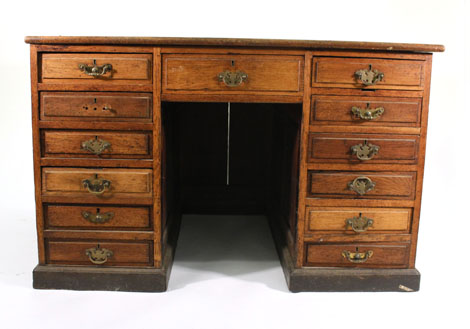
[0,0,469,328]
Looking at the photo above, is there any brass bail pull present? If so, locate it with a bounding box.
[351,140,380,161]
[346,213,374,233]
[78,59,113,77]
[218,70,248,87]
[354,64,384,86]
[85,244,113,265]
[82,174,111,195]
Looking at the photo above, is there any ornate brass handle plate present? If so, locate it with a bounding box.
[218,70,248,87]
[82,175,111,195]
[81,137,111,155]
[348,176,376,195]
[342,249,374,263]
[346,213,374,233]
[351,105,385,120]
[85,244,113,265]
[78,60,113,77]
[351,140,380,161]
[355,65,384,86]
[82,209,114,224]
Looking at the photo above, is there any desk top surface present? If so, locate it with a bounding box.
[24,36,445,53]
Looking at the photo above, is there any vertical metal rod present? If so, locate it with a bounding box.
[226,102,231,186]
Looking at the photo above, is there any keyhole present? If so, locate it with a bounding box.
[231,60,235,67]
[96,208,100,214]
[93,98,97,111]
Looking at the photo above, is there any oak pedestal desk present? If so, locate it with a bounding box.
[25,36,444,292]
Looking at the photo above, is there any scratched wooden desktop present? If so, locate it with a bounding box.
[25,36,444,292]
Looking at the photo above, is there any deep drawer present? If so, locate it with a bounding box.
[307,133,419,164]
[45,205,151,230]
[41,53,152,83]
[162,54,303,93]
[46,239,153,266]
[42,168,153,199]
[310,95,422,126]
[312,57,425,89]
[40,92,152,122]
[305,243,410,268]
[308,171,416,199]
[42,130,152,159]
[305,207,412,234]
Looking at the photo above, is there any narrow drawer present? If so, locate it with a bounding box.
[310,95,422,126]
[42,168,152,198]
[162,54,303,93]
[42,130,152,159]
[46,239,153,266]
[308,171,416,199]
[312,57,425,89]
[40,92,152,122]
[305,243,410,268]
[305,207,412,234]
[41,53,152,83]
[45,205,151,230]
[307,133,419,164]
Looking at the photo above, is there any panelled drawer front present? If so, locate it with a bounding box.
[310,95,422,126]
[41,53,152,83]
[163,54,304,93]
[308,171,416,199]
[45,205,151,230]
[42,130,152,158]
[40,92,152,122]
[46,240,153,266]
[305,207,412,234]
[305,243,410,268]
[312,57,425,89]
[308,133,419,164]
[42,168,152,198]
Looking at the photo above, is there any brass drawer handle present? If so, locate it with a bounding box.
[82,209,114,224]
[82,175,111,195]
[351,104,385,120]
[346,213,374,233]
[218,70,248,87]
[78,60,113,77]
[81,136,111,155]
[348,176,376,195]
[351,140,380,161]
[342,248,373,263]
[85,244,113,265]
[355,65,384,86]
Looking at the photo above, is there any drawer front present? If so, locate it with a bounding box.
[42,131,152,158]
[305,243,410,267]
[40,92,152,122]
[163,54,303,93]
[312,57,425,89]
[45,205,151,230]
[42,168,152,198]
[308,133,419,164]
[46,240,153,266]
[308,171,416,199]
[310,96,422,126]
[41,53,152,83]
[305,207,412,234]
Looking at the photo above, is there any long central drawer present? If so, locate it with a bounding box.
[162,54,304,93]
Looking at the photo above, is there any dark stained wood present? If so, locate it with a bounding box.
[310,95,422,127]
[42,130,152,158]
[307,133,419,164]
[45,205,151,230]
[24,36,445,53]
[40,92,152,122]
[308,171,417,199]
[305,243,410,267]
[163,54,304,94]
[46,240,153,266]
